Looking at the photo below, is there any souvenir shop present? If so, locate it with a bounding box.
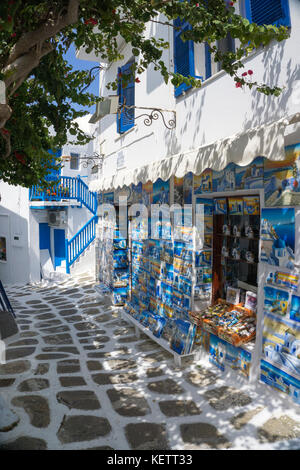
[95,138,300,406]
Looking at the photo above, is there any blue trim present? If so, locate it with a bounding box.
[65,215,97,273]
[54,228,66,268]
[117,62,135,133]
[174,19,195,97]
[244,0,291,27]
[39,223,51,258]
[205,43,212,80]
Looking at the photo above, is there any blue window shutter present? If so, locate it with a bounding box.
[117,62,135,134]
[245,0,291,27]
[205,43,212,80]
[174,18,195,97]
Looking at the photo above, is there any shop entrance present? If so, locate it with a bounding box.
[212,194,260,305]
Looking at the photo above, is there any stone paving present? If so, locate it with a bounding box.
[0,273,300,450]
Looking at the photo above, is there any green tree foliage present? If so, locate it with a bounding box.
[0,0,290,186]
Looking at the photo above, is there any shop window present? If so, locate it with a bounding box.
[212,195,260,303]
[70,152,79,170]
[117,61,135,133]
[244,0,291,27]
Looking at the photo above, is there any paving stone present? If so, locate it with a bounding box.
[57,359,81,374]
[0,395,20,432]
[36,353,70,360]
[185,367,218,388]
[64,315,84,323]
[92,372,139,385]
[146,367,165,378]
[26,300,43,305]
[77,333,110,342]
[231,407,264,430]
[35,320,62,328]
[258,416,300,443]
[9,338,38,347]
[35,313,56,320]
[20,326,30,331]
[84,346,106,352]
[147,378,184,395]
[41,325,70,334]
[180,423,231,449]
[73,322,99,331]
[11,395,50,428]
[61,288,79,295]
[125,423,169,450]
[136,340,160,352]
[82,308,101,315]
[204,387,252,411]
[86,360,103,371]
[107,388,151,416]
[5,347,36,361]
[42,346,79,354]
[159,400,201,417]
[105,359,137,371]
[59,376,87,387]
[0,436,47,450]
[16,319,32,325]
[0,378,15,387]
[85,446,115,450]
[58,309,78,316]
[57,415,111,443]
[113,326,135,337]
[87,348,128,358]
[42,333,73,345]
[34,363,50,375]
[92,314,112,323]
[57,390,100,410]
[18,378,49,392]
[0,359,31,375]
[143,350,173,364]
[117,335,140,344]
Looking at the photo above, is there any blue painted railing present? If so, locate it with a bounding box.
[29,176,97,215]
[77,177,97,214]
[29,176,78,202]
[65,215,97,273]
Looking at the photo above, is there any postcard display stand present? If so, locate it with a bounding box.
[97,193,130,306]
[96,144,300,403]
[122,177,201,364]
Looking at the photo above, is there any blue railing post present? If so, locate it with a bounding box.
[65,239,70,274]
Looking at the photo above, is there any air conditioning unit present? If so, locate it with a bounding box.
[89,95,119,124]
[48,210,67,227]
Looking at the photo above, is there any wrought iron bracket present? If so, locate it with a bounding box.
[62,152,104,170]
[120,104,176,130]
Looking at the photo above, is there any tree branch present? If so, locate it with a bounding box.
[6,0,80,67]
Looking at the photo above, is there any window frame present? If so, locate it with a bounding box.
[117,61,135,134]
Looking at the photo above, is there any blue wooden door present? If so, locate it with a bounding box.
[39,223,51,256]
[54,228,66,268]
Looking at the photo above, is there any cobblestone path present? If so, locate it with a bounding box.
[0,273,300,450]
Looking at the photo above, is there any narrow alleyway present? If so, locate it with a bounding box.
[0,273,300,450]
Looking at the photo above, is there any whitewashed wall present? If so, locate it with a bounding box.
[0,182,30,285]
[84,0,300,181]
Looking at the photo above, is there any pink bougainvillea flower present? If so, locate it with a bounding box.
[242,72,248,77]
[235,82,242,88]
[248,69,253,75]
[135,78,141,83]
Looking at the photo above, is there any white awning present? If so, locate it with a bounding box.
[89,113,300,192]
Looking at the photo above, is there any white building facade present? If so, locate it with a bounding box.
[79,0,300,404]
[0,115,98,285]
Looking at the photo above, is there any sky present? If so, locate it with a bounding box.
[64,43,100,114]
